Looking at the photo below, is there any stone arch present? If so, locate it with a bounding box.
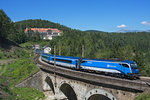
[45,76,55,94]
[85,89,117,100]
[88,94,111,100]
[59,82,77,100]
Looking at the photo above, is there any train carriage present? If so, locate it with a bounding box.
[48,55,80,69]
[41,53,50,62]
[41,53,139,79]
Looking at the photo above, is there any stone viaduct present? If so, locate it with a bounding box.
[16,56,150,100]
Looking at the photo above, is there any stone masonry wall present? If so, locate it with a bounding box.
[16,71,43,91]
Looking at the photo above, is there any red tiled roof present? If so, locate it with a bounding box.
[24,28,61,33]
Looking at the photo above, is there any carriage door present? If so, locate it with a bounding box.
[120,63,124,74]
[122,64,129,74]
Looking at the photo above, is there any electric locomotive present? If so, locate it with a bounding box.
[80,58,139,78]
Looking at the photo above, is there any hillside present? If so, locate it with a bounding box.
[0,39,20,49]
[13,19,150,77]
[117,29,150,33]
[84,30,104,33]
[1,9,150,77]
[0,39,23,60]
[14,19,72,33]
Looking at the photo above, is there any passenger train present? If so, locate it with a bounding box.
[41,53,139,79]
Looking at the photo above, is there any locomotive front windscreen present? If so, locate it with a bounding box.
[131,63,138,69]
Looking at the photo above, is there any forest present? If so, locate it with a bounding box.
[0,9,150,76]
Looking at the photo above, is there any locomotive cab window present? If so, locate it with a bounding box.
[122,64,129,68]
[81,61,87,63]
[131,64,138,69]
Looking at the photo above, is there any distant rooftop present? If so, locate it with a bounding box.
[24,28,61,33]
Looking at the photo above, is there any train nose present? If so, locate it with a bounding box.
[136,69,139,73]
[132,69,139,74]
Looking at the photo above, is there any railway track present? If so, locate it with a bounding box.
[35,55,150,92]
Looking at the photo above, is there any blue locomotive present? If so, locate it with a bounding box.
[41,53,139,79]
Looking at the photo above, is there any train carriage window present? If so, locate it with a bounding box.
[52,58,72,63]
[42,56,48,59]
[122,64,129,68]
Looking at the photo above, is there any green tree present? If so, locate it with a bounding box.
[0,9,12,41]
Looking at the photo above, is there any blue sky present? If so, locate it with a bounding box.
[1,0,150,32]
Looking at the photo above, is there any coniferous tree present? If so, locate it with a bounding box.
[0,9,12,41]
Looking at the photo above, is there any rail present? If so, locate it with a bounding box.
[35,55,150,93]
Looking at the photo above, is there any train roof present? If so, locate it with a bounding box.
[42,53,80,59]
[122,60,136,64]
[83,58,122,61]
[42,53,136,64]
[42,53,50,56]
[83,58,135,64]
[55,55,80,59]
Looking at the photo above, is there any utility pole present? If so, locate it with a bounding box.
[59,46,61,55]
[82,45,84,58]
[54,45,57,87]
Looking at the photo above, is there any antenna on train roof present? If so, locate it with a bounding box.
[82,45,84,58]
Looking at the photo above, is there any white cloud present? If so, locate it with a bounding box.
[117,24,127,28]
[141,21,150,26]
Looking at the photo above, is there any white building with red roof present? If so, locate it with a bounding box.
[24,28,62,40]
